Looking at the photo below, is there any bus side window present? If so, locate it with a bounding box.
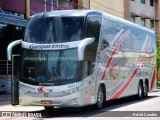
[83,61,92,78]
[85,16,102,43]
[100,19,123,52]
[84,16,102,75]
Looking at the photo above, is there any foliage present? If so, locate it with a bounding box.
[157,35,160,70]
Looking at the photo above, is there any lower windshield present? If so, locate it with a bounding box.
[20,48,81,85]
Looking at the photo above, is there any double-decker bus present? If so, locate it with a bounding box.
[7,10,156,110]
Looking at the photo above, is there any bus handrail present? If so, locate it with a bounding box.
[7,39,22,61]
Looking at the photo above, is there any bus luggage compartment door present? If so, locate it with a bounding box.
[11,55,20,105]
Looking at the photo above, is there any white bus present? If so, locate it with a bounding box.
[7,10,157,110]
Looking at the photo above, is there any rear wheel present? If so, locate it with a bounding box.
[143,81,148,97]
[137,82,143,99]
[95,86,105,110]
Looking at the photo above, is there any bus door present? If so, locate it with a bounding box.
[11,55,20,105]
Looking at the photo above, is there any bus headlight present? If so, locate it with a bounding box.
[63,86,82,94]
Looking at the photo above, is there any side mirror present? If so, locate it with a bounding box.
[7,40,22,60]
[78,38,95,60]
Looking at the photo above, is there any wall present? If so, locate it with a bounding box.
[0,0,25,14]
[90,0,125,19]
[0,0,79,17]
[131,0,155,19]
[78,0,90,9]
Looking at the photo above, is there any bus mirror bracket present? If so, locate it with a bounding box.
[7,39,22,61]
[78,38,95,60]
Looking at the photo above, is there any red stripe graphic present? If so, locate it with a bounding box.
[149,67,156,91]
[107,37,151,101]
[101,30,130,80]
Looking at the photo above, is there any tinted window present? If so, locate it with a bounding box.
[24,16,85,43]
[132,28,148,52]
[84,16,102,74]
[141,0,145,4]
[85,16,102,43]
[120,25,133,51]
[150,0,154,6]
[100,19,124,50]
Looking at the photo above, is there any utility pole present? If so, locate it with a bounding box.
[26,0,30,18]
[51,0,54,11]
[56,0,59,10]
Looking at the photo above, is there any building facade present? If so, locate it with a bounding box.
[0,0,89,18]
[129,0,160,35]
[90,0,126,19]
[89,0,160,35]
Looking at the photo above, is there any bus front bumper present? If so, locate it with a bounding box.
[19,91,83,107]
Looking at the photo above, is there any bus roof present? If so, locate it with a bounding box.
[31,10,155,34]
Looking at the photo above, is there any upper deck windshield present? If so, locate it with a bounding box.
[24,16,85,43]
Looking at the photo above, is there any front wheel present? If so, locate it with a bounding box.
[95,86,105,110]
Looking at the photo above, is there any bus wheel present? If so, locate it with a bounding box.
[137,82,143,99]
[143,81,148,97]
[44,106,54,111]
[95,86,105,110]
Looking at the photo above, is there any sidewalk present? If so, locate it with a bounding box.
[0,94,44,111]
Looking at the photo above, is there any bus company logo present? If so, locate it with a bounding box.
[38,86,53,93]
[29,44,69,49]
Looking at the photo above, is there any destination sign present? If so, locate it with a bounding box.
[29,44,69,49]
[22,41,81,50]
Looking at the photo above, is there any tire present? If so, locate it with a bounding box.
[95,86,105,110]
[44,106,54,111]
[137,82,143,99]
[143,82,148,97]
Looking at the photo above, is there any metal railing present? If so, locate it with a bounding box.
[0,60,11,94]
[0,60,12,75]
[0,75,7,93]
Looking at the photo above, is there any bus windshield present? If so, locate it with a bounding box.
[20,48,81,85]
[24,16,85,43]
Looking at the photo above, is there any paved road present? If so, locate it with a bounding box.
[0,90,160,120]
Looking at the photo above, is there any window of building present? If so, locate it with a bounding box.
[141,0,145,4]
[141,18,146,27]
[48,0,54,2]
[150,20,154,28]
[59,0,69,7]
[150,0,154,6]
[130,16,135,23]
